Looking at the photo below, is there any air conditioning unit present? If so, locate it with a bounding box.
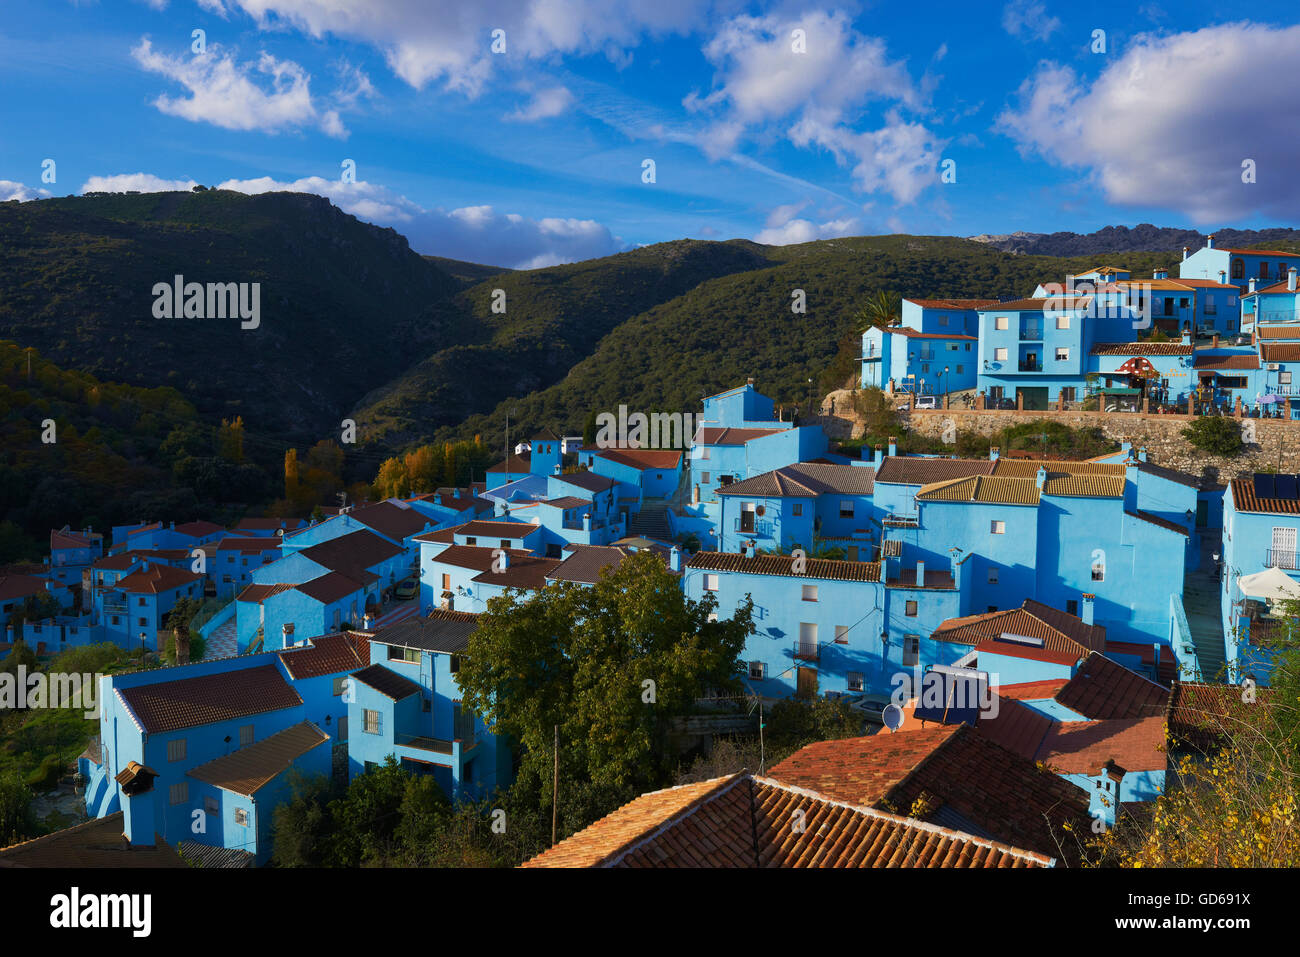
[1268,363,1280,371]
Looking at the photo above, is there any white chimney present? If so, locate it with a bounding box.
[1206,234,1215,249]
[888,436,897,458]
[669,547,681,572]
[1182,246,1189,261]
[499,550,510,570]
[1249,278,1257,294]
[1219,270,1227,285]
[1289,267,1297,292]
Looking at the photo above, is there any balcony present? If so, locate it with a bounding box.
[793,641,819,662]
[882,512,920,527]
[1018,356,1041,372]
[1266,549,1300,571]
[734,517,774,538]
[1018,323,1043,341]
[395,733,454,755]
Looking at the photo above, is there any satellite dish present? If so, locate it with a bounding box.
[276,528,284,537]
[882,704,904,731]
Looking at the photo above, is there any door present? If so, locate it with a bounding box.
[740,502,755,533]
[1272,526,1297,568]
[796,667,818,698]
[1196,501,1208,528]
[1017,387,1049,411]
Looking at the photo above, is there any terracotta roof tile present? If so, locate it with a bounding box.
[1034,716,1167,774]
[1254,324,1300,339]
[0,813,186,868]
[916,475,1041,505]
[118,665,302,734]
[115,564,203,594]
[1229,476,1300,514]
[874,457,994,485]
[933,600,1106,657]
[187,721,329,796]
[687,550,881,583]
[1090,342,1194,356]
[718,462,874,497]
[1055,652,1171,720]
[1165,681,1278,751]
[595,448,684,470]
[277,632,368,680]
[694,427,785,446]
[905,297,1001,310]
[349,663,421,700]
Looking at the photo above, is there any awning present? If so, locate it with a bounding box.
[1115,356,1157,376]
[1259,394,1281,404]
[1238,566,1300,603]
[1094,387,1141,395]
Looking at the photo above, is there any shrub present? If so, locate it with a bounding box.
[1182,416,1246,457]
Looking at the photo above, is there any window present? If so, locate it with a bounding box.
[847,672,864,693]
[1055,348,1069,361]
[1232,259,1244,279]
[798,623,818,657]
[441,573,451,590]
[138,617,147,627]
[938,314,949,326]
[450,654,461,674]
[332,675,348,696]
[363,709,381,734]
[792,503,803,517]
[748,661,766,680]
[905,600,918,617]
[169,782,188,806]
[700,447,711,460]
[138,597,146,606]
[500,539,510,548]
[921,363,930,373]
[1091,557,1105,581]
[995,316,1009,330]
[234,808,249,827]
[1272,526,1297,565]
[204,795,218,816]
[167,738,186,762]
[903,635,920,666]
[465,537,477,546]
[1218,376,1248,389]
[1282,371,1293,385]
[990,520,1006,534]
[839,499,855,518]
[701,472,711,483]
[988,566,999,584]
[835,625,849,645]
[388,645,420,663]
[1066,599,1078,616]
[956,365,963,374]
[239,725,254,747]
[704,574,719,592]
[337,716,348,742]
[994,347,1008,361]
[1260,261,1270,279]
[802,585,819,602]
[1056,315,1070,329]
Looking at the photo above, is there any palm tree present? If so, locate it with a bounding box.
[856,289,902,333]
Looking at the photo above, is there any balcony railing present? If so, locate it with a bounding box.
[793,641,819,662]
[733,517,774,537]
[395,733,455,755]
[1018,324,1043,341]
[1018,360,1041,372]
[1267,386,1300,397]
[882,512,920,527]
[1266,549,1300,571]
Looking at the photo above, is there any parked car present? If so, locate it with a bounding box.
[845,693,895,725]
[915,395,937,409]
[393,578,418,600]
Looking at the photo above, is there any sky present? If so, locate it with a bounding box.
[2,1,1299,268]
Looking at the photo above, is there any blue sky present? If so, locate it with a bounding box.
[2,1,1299,267]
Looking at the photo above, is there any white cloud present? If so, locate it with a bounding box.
[1001,0,1061,42]
[754,202,859,245]
[76,171,623,267]
[82,172,200,192]
[996,23,1300,222]
[0,180,51,201]
[687,11,945,204]
[132,37,350,137]
[217,0,709,94]
[505,85,575,122]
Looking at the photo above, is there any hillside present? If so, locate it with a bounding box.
[386,237,1187,449]
[0,190,463,442]
[970,224,1300,257]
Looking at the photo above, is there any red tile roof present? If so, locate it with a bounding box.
[295,571,372,605]
[1055,652,1170,720]
[0,574,47,602]
[933,600,1105,658]
[687,550,881,583]
[874,457,994,485]
[1165,681,1278,751]
[995,679,1070,700]
[694,427,785,446]
[114,564,203,595]
[974,697,1053,759]
[454,519,541,539]
[277,632,368,680]
[429,545,535,572]
[521,772,1053,868]
[1229,477,1300,514]
[236,582,295,604]
[0,813,186,868]
[1193,353,1260,370]
[118,665,303,734]
[187,721,330,795]
[905,298,1001,310]
[594,448,684,470]
[1035,716,1166,774]
[174,521,224,539]
[487,452,531,473]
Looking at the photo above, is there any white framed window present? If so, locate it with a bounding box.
[234,808,249,827]
[167,738,186,762]
[1282,371,1293,385]
[1056,315,1070,329]
[847,672,864,693]
[748,661,766,680]
[363,709,381,735]
[995,316,1009,330]
[1055,347,1069,361]
[704,574,719,592]
[988,566,999,584]
[802,584,819,602]
[799,622,818,644]
[204,795,218,816]
[1091,558,1105,581]
[332,675,348,696]
[991,520,1006,535]
[994,347,1008,361]
[239,725,254,747]
[169,782,188,806]
[834,625,849,645]
[905,600,918,617]
[839,499,855,518]
[903,635,920,667]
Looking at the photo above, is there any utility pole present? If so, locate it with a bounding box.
[757,699,765,775]
[551,723,559,846]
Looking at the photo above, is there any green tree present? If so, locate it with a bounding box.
[855,289,902,333]
[162,596,206,665]
[0,772,36,846]
[456,549,754,798]
[1182,416,1246,457]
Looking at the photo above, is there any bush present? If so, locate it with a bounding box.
[1182,416,1246,457]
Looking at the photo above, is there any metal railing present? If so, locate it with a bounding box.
[793,641,819,662]
[1266,549,1300,570]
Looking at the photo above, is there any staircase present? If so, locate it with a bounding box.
[628,501,672,542]
[1182,538,1228,681]
[203,617,238,661]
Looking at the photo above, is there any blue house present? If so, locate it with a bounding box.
[47,526,103,587]
[861,326,978,397]
[716,462,876,555]
[699,381,781,429]
[591,449,683,499]
[346,610,513,800]
[1180,234,1300,293]
[211,536,282,599]
[96,563,205,651]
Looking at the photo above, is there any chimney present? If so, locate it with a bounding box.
[1206,233,1214,249]
[989,446,1000,461]
[118,762,159,849]
[888,436,897,458]
[362,612,373,631]
[1120,438,1131,454]
[282,622,294,646]
[873,445,884,469]
[553,464,561,476]
[495,498,507,517]
[670,547,681,572]
[1218,270,1227,285]
[746,377,754,387]
[743,540,757,558]
[1212,333,1219,349]
[1137,446,1148,463]
[582,513,592,531]
[915,560,925,587]
[1181,328,1191,346]
[1182,246,1189,261]
[499,549,511,570]
[1081,592,1095,625]
[1035,466,1047,489]
[1249,278,1257,294]
[1153,268,1167,280]
[1290,267,1297,292]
